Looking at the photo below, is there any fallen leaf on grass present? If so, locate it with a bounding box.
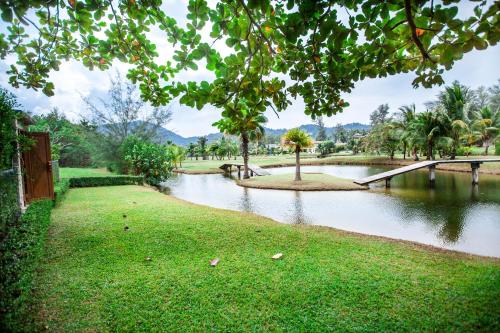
[210,258,220,267]
[272,253,283,260]
[145,256,152,261]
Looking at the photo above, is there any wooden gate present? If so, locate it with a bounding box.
[22,131,54,203]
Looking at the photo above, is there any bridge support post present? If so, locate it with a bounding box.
[237,166,241,178]
[471,163,480,185]
[385,177,391,188]
[428,165,436,186]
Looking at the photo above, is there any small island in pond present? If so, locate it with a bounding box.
[237,173,368,191]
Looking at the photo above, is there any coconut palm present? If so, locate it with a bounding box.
[169,145,186,169]
[448,120,469,159]
[213,107,267,179]
[249,126,264,155]
[410,111,446,160]
[438,81,474,122]
[396,104,416,159]
[472,125,497,156]
[281,128,313,181]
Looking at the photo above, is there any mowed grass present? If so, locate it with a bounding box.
[34,186,500,332]
[238,173,367,191]
[59,167,116,178]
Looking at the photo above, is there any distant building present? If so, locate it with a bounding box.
[302,140,326,154]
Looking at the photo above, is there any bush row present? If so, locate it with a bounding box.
[0,199,53,332]
[54,178,70,205]
[68,176,144,188]
[0,169,20,241]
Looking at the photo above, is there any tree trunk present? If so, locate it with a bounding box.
[427,143,433,160]
[295,146,301,181]
[241,132,250,179]
[485,144,489,155]
[403,143,406,160]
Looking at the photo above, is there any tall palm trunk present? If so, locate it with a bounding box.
[241,132,250,179]
[403,142,406,160]
[427,142,434,160]
[295,146,301,181]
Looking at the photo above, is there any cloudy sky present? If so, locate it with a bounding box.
[1,1,499,137]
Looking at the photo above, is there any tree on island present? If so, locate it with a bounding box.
[282,128,313,181]
[214,108,267,179]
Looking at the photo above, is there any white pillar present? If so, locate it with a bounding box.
[14,119,26,211]
[429,165,436,186]
[471,163,480,185]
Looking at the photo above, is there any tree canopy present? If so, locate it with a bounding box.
[1,0,499,118]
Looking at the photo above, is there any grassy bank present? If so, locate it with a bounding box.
[179,154,500,175]
[237,173,367,191]
[60,167,116,178]
[33,185,500,331]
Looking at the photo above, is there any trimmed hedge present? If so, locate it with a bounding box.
[54,178,70,205]
[68,175,144,188]
[0,199,53,332]
[0,169,20,241]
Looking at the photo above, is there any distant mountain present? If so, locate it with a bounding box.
[262,123,370,138]
[156,122,370,146]
[99,120,370,146]
[155,127,222,145]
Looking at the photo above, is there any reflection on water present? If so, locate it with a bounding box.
[162,165,500,257]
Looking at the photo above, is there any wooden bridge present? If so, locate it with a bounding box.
[354,159,500,187]
[220,163,270,177]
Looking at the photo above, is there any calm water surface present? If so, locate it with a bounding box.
[162,165,500,257]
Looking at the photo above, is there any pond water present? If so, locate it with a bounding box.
[161,165,500,257]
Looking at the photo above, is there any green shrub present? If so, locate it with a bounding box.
[0,169,20,240]
[456,146,473,157]
[0,199,53,332]
[54,178,70,205]
[123,136,173,185]
[68,176,144,188]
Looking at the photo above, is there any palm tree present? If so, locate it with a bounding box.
[449,120,469,159]
[471,107,498,155]
[213,107,267,179]
[396,104,416,159]
[197,136,208,160]
[281,128,313,181]
[187,143,196,160]
[249,126,264,155]
[438,81,473,122]
[410,111,446,160]
[208,142,219,160]
[170,145,186,169]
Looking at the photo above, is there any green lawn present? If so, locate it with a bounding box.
[59,167,116,178]
[34,185,500,331]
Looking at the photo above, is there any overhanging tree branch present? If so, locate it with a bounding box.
[404,0,435,63]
